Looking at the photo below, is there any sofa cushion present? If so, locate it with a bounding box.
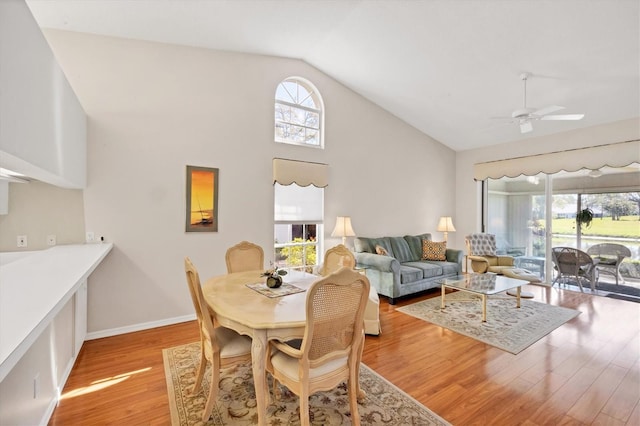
[371,238,394,258]
[422,240,447,261]
[389,237,414,263]
[399,265,423,284]
[402,261,443,279]
[404,234,432,261]
[431,260,460,275]
[354,237,373,253]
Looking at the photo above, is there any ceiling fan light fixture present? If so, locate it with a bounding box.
[588,169,603,178]
[497,72,585,134]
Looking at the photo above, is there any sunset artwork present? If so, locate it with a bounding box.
[185,166,218,232]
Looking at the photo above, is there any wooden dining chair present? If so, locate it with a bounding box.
[184,257,252,421]
[266,267,370,426]
[225,241,264,273]
[318,244,356,276]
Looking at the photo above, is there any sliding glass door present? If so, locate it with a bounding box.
[485,166,640,284]
[487,173,547,279]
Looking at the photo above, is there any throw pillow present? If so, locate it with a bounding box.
[375,245,389,256]
[422,240,446,261]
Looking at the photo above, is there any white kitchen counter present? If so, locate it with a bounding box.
[0,243,113,381]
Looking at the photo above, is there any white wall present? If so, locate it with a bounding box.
[0,181,85,251]
[0,0,86,189]
[454,118,640,251]
[42,30,456,335]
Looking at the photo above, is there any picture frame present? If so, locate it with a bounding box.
[185,165,219,232]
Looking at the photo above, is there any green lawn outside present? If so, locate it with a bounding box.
[540,216,640,238]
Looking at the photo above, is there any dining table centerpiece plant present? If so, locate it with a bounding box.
[262,264,288,288]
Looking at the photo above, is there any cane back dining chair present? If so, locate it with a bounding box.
[319,244,381,335]
[586,243,631,285]
[184,257,252,421]
[551,247,599,292]
[266,268,370,426]
[318,244,356,276]
[225,240,264,273]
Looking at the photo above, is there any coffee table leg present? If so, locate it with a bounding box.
[517,286,521,308]
[441,285,446,310]
[482,295,487,322]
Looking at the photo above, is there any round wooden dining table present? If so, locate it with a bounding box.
[202,269,366,426]
[202,269,314,426]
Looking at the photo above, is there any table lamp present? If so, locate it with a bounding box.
[437,216,456,242]
[331,216,356,246]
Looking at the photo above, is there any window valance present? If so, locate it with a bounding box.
[473,140,640,181]
[272,158,328,187]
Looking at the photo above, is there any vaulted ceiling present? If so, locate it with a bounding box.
[26,0,640,152]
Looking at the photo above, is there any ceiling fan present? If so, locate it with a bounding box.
[499,72,585,134]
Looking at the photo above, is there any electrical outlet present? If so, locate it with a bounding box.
[17,235,27,247]
[86,232,95,243]
[47,235,56,246]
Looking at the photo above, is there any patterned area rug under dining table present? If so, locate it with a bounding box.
[397,291,581,354]
[163,341,450,425]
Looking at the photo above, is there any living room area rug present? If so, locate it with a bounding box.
[163,341,450,425]
[397,291,581,354]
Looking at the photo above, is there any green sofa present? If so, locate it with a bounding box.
[354,233,463,304]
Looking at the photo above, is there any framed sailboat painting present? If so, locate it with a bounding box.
[186,165,219,232]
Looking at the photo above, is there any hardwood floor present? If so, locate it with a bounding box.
[49,284,639,425]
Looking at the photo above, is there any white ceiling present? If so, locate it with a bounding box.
[25,0,640,152]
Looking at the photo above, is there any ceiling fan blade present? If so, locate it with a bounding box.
[532,105,565,116]
[540,114,585,121]
[520,121,533,133]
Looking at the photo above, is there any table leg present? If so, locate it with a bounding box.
[251,331,268,426]
[482,295,487,322]
[441,285,446,310]
[517,286,521,308]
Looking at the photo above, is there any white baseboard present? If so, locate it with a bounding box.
[86,314,196,340]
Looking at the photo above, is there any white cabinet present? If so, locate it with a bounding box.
[74,280,88,356]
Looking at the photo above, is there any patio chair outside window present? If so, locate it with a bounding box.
[586,243,631,285]
[551,247,599,292]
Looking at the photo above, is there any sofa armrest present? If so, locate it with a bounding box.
[445,248,464,266]
[354,252,400,273]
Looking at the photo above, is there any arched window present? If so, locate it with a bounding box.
[274,77,323,148]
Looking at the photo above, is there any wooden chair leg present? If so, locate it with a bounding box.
[202,356,220,422]
[192,342,206,394]
[299,392,310,426]
[348,375,361,426]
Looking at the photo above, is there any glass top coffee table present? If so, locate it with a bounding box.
[438,273,528,322]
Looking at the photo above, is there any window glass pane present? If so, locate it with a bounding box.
[300,93,316,109]
[290,106,308,126]
[274,224,319,272]
[290,124,305,142]
[275,103,289,121]
[274,78,322,147]
[305,129,319,145]
[275,81,297,102]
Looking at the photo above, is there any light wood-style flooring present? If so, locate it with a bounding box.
[49,284,639,425]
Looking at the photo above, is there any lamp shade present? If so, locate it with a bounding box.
[437,217,456,232]
[331,216,355,245]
